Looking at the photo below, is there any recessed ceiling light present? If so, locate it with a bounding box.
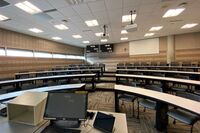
[72,35,82,38]
[101,39,108,42]
[15,1,42,14]
[144,33,155,37]
[121,37,128,40]
[121,30,128,34]
[52,37,62,40]
[95,32,103,37]
[181,23,198,29]
[163,8,185,18]
[83,41,90,44]
[0,14,9,21]
[29,28,43,33]
[85,20,99,27]
[85,20,98,27]
[122,14,136,23]
[149,26,163,31]
[54,24,68,30]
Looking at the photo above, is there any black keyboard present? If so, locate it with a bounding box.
[41,126,81,133]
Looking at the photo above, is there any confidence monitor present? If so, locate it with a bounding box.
[44,92,88,121]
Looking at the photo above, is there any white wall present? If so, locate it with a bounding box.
[129,38,159,55]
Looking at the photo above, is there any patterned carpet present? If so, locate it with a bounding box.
[88,85,200,133]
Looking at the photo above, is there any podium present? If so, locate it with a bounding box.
[7,92,48,126]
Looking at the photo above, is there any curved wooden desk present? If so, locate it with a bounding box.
[114,84,200,131]
[117,69,200,79]
[0,74,96,91]
[116,74,200,92]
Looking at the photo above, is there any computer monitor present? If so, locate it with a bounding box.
[44,92,88,121]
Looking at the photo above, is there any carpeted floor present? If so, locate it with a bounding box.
[88,89,200,133]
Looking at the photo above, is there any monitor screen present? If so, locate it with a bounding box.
[86,45,99,53]
[100,44,113,53]
[44,93,88,120]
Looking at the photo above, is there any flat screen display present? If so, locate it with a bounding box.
[100,44,113,53]
[86,45,99,53]
[44,93,87,120]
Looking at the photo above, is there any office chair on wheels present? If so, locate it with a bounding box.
[167,91,200,133]
[137,85,163,119]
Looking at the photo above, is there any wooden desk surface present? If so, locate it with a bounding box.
[117,69,200,75]
[116,74,200,85]
[0,110,128,133]
[82,110,128,133]
[127,65,200,69]
[0,83,85,101]
[115,85,200,115]
[15,69,101,76]
[0,74,95,85]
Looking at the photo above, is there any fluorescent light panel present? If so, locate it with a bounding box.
[15,1,42,14]
[83,41,90,44]
[0,14,9,21]
[85,20,99,27]
[101,39,108,42]
[121,30,128,34]
[95,32,103,37]
[122,14,136,23]
[163,8,185,18]
[72,35,82,38]
[149,26,163,31]
[29,28,43,33]
[121,37,128,40]
[181,23,198,29]
[144,33,155,37]
[54,24,68,30]
[52,37,62,40]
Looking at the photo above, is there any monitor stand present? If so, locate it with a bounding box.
[50,120,81,129]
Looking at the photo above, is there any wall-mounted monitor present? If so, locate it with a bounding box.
[86,45,99,53]
[100,44,113,53]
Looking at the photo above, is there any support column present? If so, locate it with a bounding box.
[167,35,175,65]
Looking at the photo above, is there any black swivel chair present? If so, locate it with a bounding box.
[170,75,190,93]
[167,91,200,133]
[137,85,163,119]
[118,82,138,117]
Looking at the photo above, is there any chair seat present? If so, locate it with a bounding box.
[139,99,156,110]
[118,94,137,102]
[171,87,188,92]
[118,80,128,85]
[194,90,200,95]
[167,109,199,125]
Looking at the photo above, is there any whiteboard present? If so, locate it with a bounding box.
[129,38,159,55]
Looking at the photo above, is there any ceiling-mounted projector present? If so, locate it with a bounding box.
[125,10,137,32]
[125,23,137,32]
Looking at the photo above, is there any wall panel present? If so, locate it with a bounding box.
[0,28,84,79]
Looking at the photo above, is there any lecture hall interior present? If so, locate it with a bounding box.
[0,0,200,133]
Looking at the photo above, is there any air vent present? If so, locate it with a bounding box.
[161,0,174,2]
[33,13,53,21]
[170,20,183,23]
[43,9,57,13]
[0,0,10,7]
[82,29,92,32]
[65,0,98,5]
[2,18,11,22]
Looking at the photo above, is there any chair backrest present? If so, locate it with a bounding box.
[127,82,136,87]
[145,85,163,92]
[174,75,190,80]
[176,91,200,102]
[152,73,165,77]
